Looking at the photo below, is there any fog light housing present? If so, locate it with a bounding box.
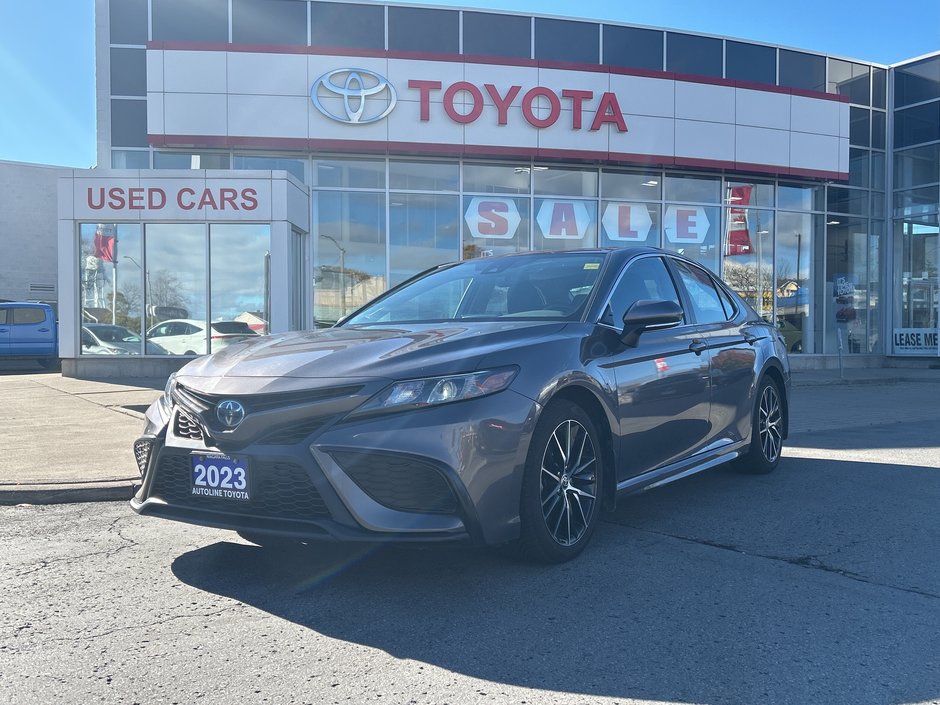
[133,439,153,477]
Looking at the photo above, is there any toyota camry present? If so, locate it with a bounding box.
[131,247,789,562]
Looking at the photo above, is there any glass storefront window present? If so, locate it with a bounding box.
[666,32,722,78]
[111,150,150,169]
[850,107,870,147]
[725,180,774,208]
[152,0,228,42]
[388,6,458,54]
[314,191,387,324]
[894,102,940,149]
[601,170,662,201]
[209,224,271,352]
[824,218,871,354]
[662,204,720,273]
[849,149,870,189]
[79,223,144,355]
[310,2,384,51]
[390,160,459,192]
[664,174,720,204]
[828,59,870,105]
[893,144,940,190]
[779,50,826,93]
[827,186,869,217]
[144,224,207,355]
[533,198,597,251]
[725,41,775,84]
[534,166,598,197]
[313,158,385,189]
[389,194,460,287]
[872,152,886,192]
[232,0,307,46]
[599,202,660,248]
[463,12,530,59]
[894,56,940,108]
[896,215,939,334]
[776,212,819,354]
[153,152,230,169]
[234,154,307,183]
[603,25,663,72]
[894,186,940,217]
[463,163,530,194]
[778,183,825,211]
[462,196,530,259]
[110,49,146,97]
[721,208,774,321]
[871,111,886,150]
[535,18,599,64]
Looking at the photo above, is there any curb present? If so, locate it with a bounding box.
[0,480,138,506]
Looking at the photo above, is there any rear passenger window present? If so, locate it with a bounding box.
[605,257,682,326]
[12,308,46,325]
[673,261,727,324]
[715,283,737,320]
[0,308,8,324]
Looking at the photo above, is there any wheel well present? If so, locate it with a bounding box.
[549,385,617,511]
[761,365,789,439]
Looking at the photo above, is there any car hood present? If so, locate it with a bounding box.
[177,321,568,391]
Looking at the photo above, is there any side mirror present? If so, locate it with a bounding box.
[621,299,683,347]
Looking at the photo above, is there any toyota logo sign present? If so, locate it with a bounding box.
[311,68,397,124]
[216,400,246,429]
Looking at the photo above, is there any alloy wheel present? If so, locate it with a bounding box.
[539,419,598,547]
[758,384,783,463]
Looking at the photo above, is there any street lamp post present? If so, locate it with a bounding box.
[319,234,347,318]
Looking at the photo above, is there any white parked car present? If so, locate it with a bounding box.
[146,319,259,355]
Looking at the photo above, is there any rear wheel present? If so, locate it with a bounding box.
[517,400,603,563]
[734,377,784,474]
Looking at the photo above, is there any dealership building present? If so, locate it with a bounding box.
[38,0,940,375]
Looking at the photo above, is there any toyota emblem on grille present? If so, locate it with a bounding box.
[216,400,246,428]
[310,68,397,124]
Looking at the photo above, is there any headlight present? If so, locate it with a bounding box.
[353,368,517,417]
[160,372,177,412]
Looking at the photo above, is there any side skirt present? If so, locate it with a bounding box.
[615,439,749,497]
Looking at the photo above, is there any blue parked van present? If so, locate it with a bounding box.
[0,302,58,368]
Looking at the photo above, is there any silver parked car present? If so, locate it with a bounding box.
[131,248,789,562]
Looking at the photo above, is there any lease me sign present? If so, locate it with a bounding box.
[893,328,940,356]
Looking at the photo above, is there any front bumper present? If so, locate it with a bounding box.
[131,387,539,546]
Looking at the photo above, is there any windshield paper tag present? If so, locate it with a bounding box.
[584,263,600,270]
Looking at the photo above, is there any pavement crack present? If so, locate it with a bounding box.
[47,608,235,643]
[11,516,139,579]
[604,519,940,601]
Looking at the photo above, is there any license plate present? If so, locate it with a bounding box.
[190,453,250,501]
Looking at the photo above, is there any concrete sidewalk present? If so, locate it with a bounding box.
[1,363,938,505]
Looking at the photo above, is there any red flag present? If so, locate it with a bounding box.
[724,186,753,256]
[94,228,115,262]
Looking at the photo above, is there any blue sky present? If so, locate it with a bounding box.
[0,0,937,169]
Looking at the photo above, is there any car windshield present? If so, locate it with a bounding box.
[344,252,606,325]
[210,321,257,335]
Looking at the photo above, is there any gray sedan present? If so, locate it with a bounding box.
[131,247,789,562]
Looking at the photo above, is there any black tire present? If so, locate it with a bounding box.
[517,400,604,563]
[734,377,784,475]
[37,358,60,371]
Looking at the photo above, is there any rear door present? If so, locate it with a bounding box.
[0,307,10,354]
[10,305,54,356]
[603,255,712,479]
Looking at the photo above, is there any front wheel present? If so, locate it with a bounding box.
[517,400,604,563]
[734,377,784,474]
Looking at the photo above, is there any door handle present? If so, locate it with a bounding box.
[38,328,50,332]
[689,340,707,355]
[743,332,758,345]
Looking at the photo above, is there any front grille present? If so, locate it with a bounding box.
[331,451,458,515]
[175,383,364,414]
[150,454,331,520]
[133,439,153,477]
[174,410,204,441]
[258,418,326,445]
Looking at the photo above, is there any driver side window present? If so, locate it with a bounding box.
[605,257,682,325]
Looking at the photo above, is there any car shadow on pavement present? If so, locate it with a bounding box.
[172,455,940,705]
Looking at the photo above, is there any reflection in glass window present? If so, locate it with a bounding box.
[232,0,306,45]
[599,202,660,248]
[664,174,720,204]
[152,0,228,42]
[725,41,775,84]
[871,151,886,192]
[850,107,870,147]
[463,163,530,194]
[153,152,230,169]
[110,49,146,97]
[534,166,598,197]
[872,68,887,109]
[849,149,870,188]
[828,59,870,105]
[606,257,680,325]
[894,144,940,190]
[463,12,530,59]
[725,180,774,208]
[894,102,940,149]
[673,260,726,324]
[601,171,662,200]
[896,215,939,335]
[79,223,144,355]
[779,50,826,93]
[775,212,818,353]
[662,204,720,273]
[390,161,459,192]
[389,194,460,287]
[110,0,148,45]
[778,183,825,211]
[827,187,869,217]
[721,208,774,321]
[894,186,940,217]
[871,111,886,151]
[462,196,530,259]
[313,158,385,189]
[144,224,207,355]
[315,191,387,323]
[824,218,872,353]
[111,100,148,148]
[603,26,663,72]
[234,154,307,183]
[388,7,458,54]
[209,225,270,352]
[894,56,940,108]
[310,1,384,50]
[535,18,599,64]
[111,150,151,169]
[533,198,597,251]
[666,33,722,78]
